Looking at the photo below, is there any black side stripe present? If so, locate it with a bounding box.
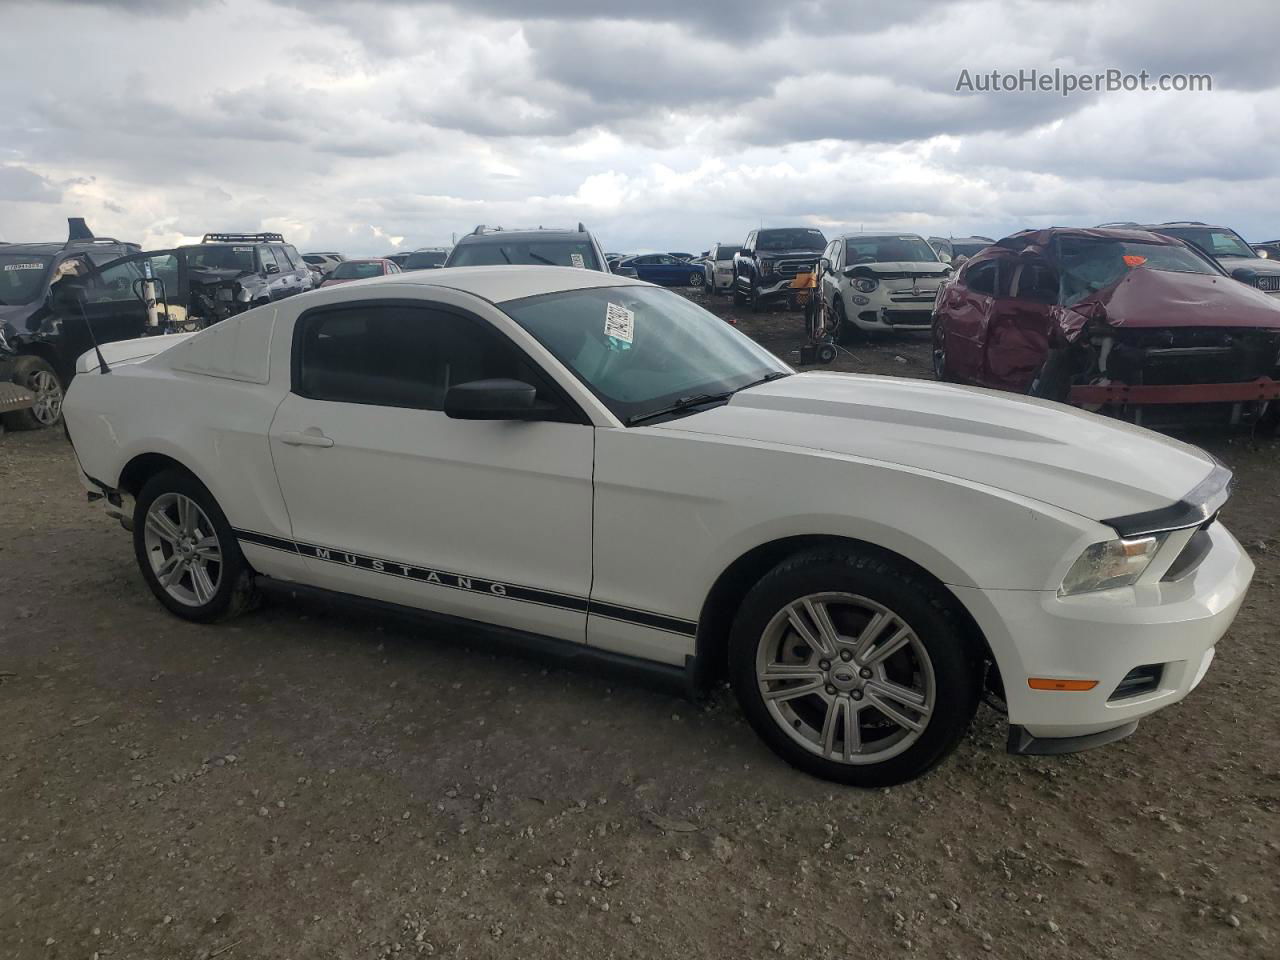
[233,529,696,637]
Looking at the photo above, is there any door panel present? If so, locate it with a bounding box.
[268,301,594,643]
[940,262,997,381]
[983,263,1057,391]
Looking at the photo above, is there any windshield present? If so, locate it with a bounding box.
[448,241,601,270]
[403,250,448,269]
[186,245,257,272]
[502,285,789,423]
[757,229,826,251]
[0,254,53,305]
[714,244,740,261]
[1057,237,1219,306]
[845,235,940,264]
[951,241,990,258]
[331,261,385,280]
[1158,227,1256,259]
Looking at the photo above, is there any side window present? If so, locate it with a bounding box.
[657,255,675,265]
[274,246,295,270]
[1014,262,1058,303]
[259,246,280,273]
[964,260,997,296]
[294,304,576,419]
[83,257,144,303]
[745,231,756,251]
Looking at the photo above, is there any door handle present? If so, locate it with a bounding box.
[279,430,334,448]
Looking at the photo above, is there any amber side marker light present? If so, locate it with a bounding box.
[1028,678,1099,692]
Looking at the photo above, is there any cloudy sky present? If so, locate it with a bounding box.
[2,0,1278,255]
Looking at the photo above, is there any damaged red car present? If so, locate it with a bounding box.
[931,227,1280,429]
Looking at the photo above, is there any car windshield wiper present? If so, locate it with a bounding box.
[527,251,556,266]
[626,372,790,426]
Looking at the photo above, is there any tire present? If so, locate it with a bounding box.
[750,282,765,313]
[688,271,704,288]
[732,278,747,306]
[931,318,954,382]
[133,469,259,623]
[832,299,859,345]
[2,355,64,430]
[728,548,979,787]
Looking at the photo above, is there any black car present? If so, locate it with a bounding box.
[400,247,451,271]
[1,219,139,430]
[1100,222,1280,296]
[445,224,610,272]
[732,227,828,311]
[1,230,311,430]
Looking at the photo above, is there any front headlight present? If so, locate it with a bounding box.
[852,277,878,293]
[1059,535,1167,596]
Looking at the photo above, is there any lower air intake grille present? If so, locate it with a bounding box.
[1109,664,1163,701]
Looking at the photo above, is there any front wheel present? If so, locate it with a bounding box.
[729,549,978,787]
[133,469,259,622]
[732,277,747,306]
[2,355,64,430]
[688,271,704,288]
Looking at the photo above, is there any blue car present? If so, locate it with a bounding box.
[620,253,707,288]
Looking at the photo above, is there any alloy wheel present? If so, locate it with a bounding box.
[28,369,64,426]
[689,272,704,287]
[755,592,935,765]
[143,493,224,607]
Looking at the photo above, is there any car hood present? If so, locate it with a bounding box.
[851,261,951,277]
[655,372,1217,521]
[1215,255,1280,276]
[0,302,38,334]
[1059,267,1280,336]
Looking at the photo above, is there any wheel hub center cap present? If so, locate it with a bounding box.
[829,667,859,692]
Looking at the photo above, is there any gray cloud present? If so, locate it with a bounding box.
[0,165,61,203]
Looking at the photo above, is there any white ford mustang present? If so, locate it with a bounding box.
[63,266,1253,785]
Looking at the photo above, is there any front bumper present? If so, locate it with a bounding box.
[954,522,1253,747]
[0,377,35,415]
[1070,377,1280,406]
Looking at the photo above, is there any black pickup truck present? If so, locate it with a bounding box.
[732,227,827,311]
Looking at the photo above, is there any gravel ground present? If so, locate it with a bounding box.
[2,294,1277,959]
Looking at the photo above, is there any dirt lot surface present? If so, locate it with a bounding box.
[2,292,1277,960]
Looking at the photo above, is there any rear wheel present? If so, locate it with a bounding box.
[688,271,704,288]
[133,469,259,622]
[2,355,64,430]
[729,549,979,786]
[931,318,953,381]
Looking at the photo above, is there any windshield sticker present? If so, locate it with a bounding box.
[604,302,634,346]
[233,246,252,252]
[1123,255,1148,267]
[3,263,44,271]
[570,252,585,268]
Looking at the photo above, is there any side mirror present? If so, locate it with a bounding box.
[265,263,280,275]
[818,257,831,274]
[48,276,88,309]
[938,251,953,264]
[1230,266,1258,284]
[739,248,749,257]
[444,378,538,420]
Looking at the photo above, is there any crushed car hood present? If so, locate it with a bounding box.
[1056,266,1280,339]
[655,372,1217,521]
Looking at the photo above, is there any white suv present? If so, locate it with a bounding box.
[702,242,740,295]
[817,233,953,339]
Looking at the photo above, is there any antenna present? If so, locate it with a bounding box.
[71,289,111,374]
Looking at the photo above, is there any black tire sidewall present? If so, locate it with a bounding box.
[132,469,251,623]
[729,551,977,787]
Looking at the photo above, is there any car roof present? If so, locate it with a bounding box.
[455,229,592,244]
[994,226,1182,255]
[835,231,927,240]
[0,240,130,256]
[328,264,640,303]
